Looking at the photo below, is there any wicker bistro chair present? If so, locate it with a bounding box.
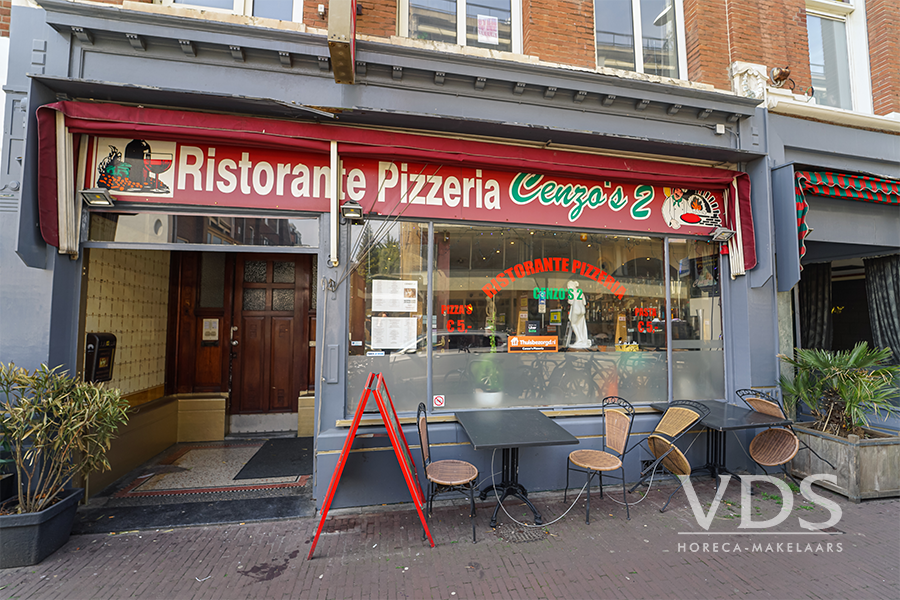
[564,396,636,523]
[735,389,835,478]
[629,400,711,512]
[416,403,479,543]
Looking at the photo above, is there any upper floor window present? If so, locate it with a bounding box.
[805,0,872,112]
[594,0,686,79]
[400,0,523,53]
[166,0,302,22]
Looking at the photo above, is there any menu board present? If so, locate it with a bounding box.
[371,317,417,349]
[372,280,418,312]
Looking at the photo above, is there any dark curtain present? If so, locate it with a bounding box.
[799,262,833,350]
[864,254,900,365]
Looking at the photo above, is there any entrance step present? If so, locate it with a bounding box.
[230,413,298,434]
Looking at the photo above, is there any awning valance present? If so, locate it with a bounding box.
[37,101,756,272]
[794,171,900,261]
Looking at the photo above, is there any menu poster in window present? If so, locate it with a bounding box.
[372,280,418,312]
[371,317,417,349]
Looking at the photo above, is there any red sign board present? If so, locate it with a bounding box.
[86,137,727,236]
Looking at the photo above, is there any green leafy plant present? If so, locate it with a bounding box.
[778,342,899,438]
[0,363,129,513]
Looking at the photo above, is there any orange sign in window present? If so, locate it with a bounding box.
[508,335,559,352]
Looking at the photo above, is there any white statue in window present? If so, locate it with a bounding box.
[567,280,591,349]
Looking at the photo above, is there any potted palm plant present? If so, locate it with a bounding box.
[779,343,900,503]
[0,363,129,567]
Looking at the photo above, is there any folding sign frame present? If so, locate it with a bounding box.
[307,373,433,559]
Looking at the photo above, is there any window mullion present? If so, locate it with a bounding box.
[458,0,468,47]
[632,0,644,73]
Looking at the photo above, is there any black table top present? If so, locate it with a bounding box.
[455,409,579,451]
[650,400,792,431]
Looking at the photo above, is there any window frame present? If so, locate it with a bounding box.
[805,0,873,113]
[162,0,304,23]
[399,0,524,54]
[593,0,688,80]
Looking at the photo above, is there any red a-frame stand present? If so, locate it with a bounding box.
[307,373,434,559]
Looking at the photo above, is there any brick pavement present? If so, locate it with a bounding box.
[2,477,898,599]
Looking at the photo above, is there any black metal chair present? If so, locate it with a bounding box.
[416,403,478,543]
[564,396,635,522]
[629,400,710,512]
[735,389,835,478]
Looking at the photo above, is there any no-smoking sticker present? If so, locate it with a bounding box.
[433,395,445,408]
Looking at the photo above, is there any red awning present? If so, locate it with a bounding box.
[37,101,756,271]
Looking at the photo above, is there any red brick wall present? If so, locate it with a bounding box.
[1,0,10,38]
[522,0,595,69]
[867,0,899,116]
[725,0,812,90]
[683,0,730,90]
[357,1,396,38]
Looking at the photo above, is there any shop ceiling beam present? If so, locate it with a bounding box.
[667,104,682,115]
[434,72,445,85]
[513,82,526,95]
[602,95,616,106]
[229,46,244,62]
[178,40,195,57]
[573,91,587,103]
[318,56,331,71]
[356,62,367,77]
[392,66,403,80]
[475,77,486,91]
[544,87,557,99]
[125,33,145,51]
[698,108,713,119]
[635,99,650,110]
[71,27,92,45]
[279,51,292,67]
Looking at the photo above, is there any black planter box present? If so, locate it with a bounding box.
[0,488,83,568]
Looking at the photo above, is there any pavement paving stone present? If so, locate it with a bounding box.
[1,478,898,599]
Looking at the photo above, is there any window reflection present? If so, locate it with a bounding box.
[87,213,318,247]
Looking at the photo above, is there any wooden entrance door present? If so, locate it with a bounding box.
[231,254,311,414]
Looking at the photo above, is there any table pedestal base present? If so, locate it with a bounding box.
[481,448,542,527]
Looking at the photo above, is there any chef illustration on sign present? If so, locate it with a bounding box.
[566,280,592,349]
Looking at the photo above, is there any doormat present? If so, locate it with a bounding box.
[113,442,309,498]
[234,436,313,480]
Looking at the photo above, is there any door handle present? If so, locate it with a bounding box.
[231,339,239,346]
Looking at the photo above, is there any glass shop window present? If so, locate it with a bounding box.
[669,238,724,400]
[432,225,668,409]
[346,220,430,413]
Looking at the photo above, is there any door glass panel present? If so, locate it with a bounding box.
[807,15,852,110]
[253,0,294,21]
[669,239,724,400]
[410,0,457,44]
[466,0,512,52]
[273,289,295,311]
[640,0,678,77]
[199,252,225,308]
[243,288,266,311]
[244,260,266,283]
[595,0,635,71]
[273,261,295,283]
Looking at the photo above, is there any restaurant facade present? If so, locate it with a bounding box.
[1,1,895,509]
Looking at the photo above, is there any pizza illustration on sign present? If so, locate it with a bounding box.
[661,188,722,229]
[96,139,173,194]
